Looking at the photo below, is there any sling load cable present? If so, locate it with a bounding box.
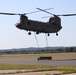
[34,32,39,47]
[45,33,48,49]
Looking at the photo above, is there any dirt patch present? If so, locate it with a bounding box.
[62,73,76,75]
[0,70,62,75]
[0,70,27,73]
[0,70,76,75]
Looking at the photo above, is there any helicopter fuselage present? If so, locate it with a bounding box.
[16,15,62,35]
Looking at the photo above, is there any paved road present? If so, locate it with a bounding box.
[0,58,76,66]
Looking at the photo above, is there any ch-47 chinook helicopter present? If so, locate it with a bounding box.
[0,8,76,36]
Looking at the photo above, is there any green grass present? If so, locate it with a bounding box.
[57,66,76,74]
[0,63,75,74]
[0,63,76,73]
[0,63,52,70]
[0,53,76,59]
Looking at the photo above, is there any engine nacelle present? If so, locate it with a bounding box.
[49,16,61,26]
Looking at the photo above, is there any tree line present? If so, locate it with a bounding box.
[0,47,76,54]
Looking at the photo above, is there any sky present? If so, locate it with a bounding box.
[0,0,76,49]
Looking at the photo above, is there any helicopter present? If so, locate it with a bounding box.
[0,8,76,36]
[16,8,62,36]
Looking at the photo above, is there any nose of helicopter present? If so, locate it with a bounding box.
[15,23,23,29]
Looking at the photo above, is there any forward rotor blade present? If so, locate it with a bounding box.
[26,8,54,14]
[0,12,21,15]
[0,8,53,16]
[37,8,55,16]
[58,14,76,16]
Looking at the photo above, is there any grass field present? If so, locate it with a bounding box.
[0,63,76,74]
[0,53,76,59]
[0,53,76,74]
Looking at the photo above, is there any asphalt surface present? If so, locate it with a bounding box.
[0,58,76,66]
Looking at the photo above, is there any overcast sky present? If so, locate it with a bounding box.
[0,0,76,49]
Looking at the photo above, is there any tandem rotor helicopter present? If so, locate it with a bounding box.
[0,8,76,36]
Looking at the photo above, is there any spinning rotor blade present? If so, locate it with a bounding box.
[57,14,76,16]
[26,8,54,14]
[0,8,53,16]
[42,16,51,18]
[37,8,55,16]
[0,12,21,15]
[37,8,76,18]
[42,14,76,18]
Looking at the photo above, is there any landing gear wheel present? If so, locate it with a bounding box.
[36,32,39,34]
[28,32,31,35]
[48,33,50,36]
[56,33,58,36]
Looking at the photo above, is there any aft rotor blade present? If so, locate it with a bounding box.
[37,8,55,16]
[58,14,76,16]
[26,8,54,14]
[42,16,50,18]
[0,12,21,15]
